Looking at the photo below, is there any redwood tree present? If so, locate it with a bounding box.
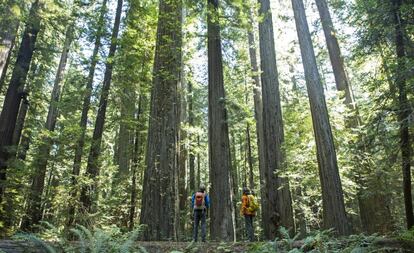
[79,0,123,216]
[139,0,182,241]
[257,0,295,238]
[291,0,350,235]
[21,23,74,231]
[392,0,413,229]
[207,0,235,242]
[0,0,41,204]
[67,0,107,227]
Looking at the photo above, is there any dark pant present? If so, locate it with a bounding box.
[193,209,206,242]
[245,215,255,241]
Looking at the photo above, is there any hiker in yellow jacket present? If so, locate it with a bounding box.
[241,187,256,241]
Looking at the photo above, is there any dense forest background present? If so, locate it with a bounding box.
[0,0,413,243]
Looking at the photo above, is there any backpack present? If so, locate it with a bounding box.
[247,194,259,213]
[194,192,206,210]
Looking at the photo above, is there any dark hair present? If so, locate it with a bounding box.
[199,185,206,192]
[243,187,250,195]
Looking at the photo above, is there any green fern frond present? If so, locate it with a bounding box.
[69,228,87,253]
[13,233,57,253]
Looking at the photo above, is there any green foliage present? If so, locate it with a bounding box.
[244,231,408,253]
[13,233,58,253]
[398,227,414,241]
[11,223,148,253]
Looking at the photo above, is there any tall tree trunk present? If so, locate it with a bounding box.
[118,99,133,176]
[197,135,201,188]
[239,134,247,188]
[129,98,142,231]
[207,0,235,241]
[139,0,182,241]
[117,72,137,179]
[0,0,41,204]
[392,0,413,229]
[245,1,264,194]
[188,81,196,194]
[177,60,188,240]
[257,0,295,238]
[246,124,254,190]
[314,0,350,94]
[79,0,123,216]
[291,0,350,235]
[20,24,74,231]
[12,96,29,148]
[316,0,393,233]
[67,0,107,226]
[314,0,360,126]
[0,4,19,92]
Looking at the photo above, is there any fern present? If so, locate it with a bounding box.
[119,225,145,253]
[92,229,113,253]
[13,233,57,253]
[69,227,88,253]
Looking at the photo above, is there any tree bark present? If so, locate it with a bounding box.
[177,55,188,240]
[257,0,295,238]
[129,98,143,231]
[207,0,235,241]
[245,3,263,193]
[0,3,19,92]
[188,81,196,194]
[20,24,74,231]
[197,135,201,188]
[291,0,350,235]
[246,124,254,190]
[11,95,29,150]
[315,0,349,93]
[139,0,182,241]
[0,0,41,204]
[67,0,107,227]
[314,0,360,130]
[79,0,123,216]
[392,0,413,230]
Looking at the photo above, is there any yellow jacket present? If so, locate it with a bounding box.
[241,194,255,216]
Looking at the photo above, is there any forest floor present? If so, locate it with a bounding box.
[1,238,414,253]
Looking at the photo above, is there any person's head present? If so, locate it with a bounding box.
[199,185,206,193]
[243,187,250,195]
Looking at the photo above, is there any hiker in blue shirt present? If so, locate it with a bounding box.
[191,185,210,242]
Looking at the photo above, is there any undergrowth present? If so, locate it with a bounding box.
[13,222,148,253]
[9,224,414,252]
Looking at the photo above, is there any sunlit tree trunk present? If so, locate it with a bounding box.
[0,3,19,92]
[291,0,350,235]
[188,81,196,194]
[177,61,188,240]
[246,124,254,190]
[245,2,263,193]
[67,0,108,227]
[257,0,295,238]
[139,0,182,241]
[0,0,41,204]
[129,98,143,231]
[207,0,235,241]
[21,24,74,231]
[79,0,123,216]
[392,0,413,229]
[197,135,201,188]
